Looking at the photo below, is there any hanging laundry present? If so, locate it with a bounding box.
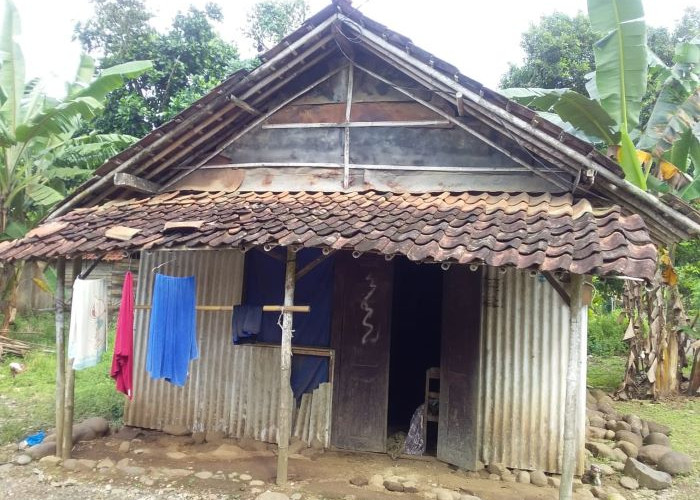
[232,304,263,344]
[146,274,198,386]
[111,271,134,399]
[68,278,108,370]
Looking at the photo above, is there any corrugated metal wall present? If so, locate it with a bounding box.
[124,249,331,445]
[477,267,586,474]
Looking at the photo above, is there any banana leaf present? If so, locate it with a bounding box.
[588,0,647,133]
[502,87,619,144]
[0,0,24,130]
[619,129,647,189]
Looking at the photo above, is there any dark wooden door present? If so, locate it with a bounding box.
[331,253,393,452]
[437,266,482,469]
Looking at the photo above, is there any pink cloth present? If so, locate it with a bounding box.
[111,271,134,399]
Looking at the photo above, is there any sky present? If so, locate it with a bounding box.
[11,0,699,95]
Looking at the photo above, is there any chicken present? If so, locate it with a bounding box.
[9,362,24,378]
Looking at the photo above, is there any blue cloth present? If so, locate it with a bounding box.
[232,305,263,344]
[25,431,45,446]
[244,248,334,398]
[146,274,198,386]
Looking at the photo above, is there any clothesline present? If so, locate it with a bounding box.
[134,304,311,313]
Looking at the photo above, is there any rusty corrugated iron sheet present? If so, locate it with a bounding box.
[477,267,586,474]
[124,249,331,446]
[0,191,657,280]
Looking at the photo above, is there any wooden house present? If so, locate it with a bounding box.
[2,1,699,494]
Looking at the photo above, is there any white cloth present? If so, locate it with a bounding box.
[68,278,108,370]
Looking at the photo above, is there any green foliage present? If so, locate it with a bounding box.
[0,0,150,238]
[676,239,700,316]
[244,0,309,53]
[75,0,244,137]
[587,356,626,392]
[0,313,124,444]
[588,309,628,356]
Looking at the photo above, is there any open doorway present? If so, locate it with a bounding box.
[388,258,443,455]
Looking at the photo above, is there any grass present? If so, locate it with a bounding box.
[0,312,125,444]
[587,355,626,392]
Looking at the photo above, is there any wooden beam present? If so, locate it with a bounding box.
[559,273,585,500]
[261,120,452,129]
[113,173,162,194]
[296,251,335,281]
[54,258,66,458]
[343,65,354,189]
[228,95,261,116]
[175,162,538,173]
[543,272,570,306]
[456,92,466,117]
[62,257,82,459]
[277,247,297,486]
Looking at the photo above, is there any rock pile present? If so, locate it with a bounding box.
[585,388,692,492]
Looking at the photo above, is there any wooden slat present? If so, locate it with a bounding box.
[113,173,162,194]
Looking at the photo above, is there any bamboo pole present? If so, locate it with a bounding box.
[559,273,585,500]
[54,258,66,457]
[276,247,297,486]
[62,257,81,459]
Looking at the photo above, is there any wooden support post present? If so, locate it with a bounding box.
[276,247,297,486]
[342,65,354,189]
[559,273,585,500]
[54,258,66,457]
[62,257,82,459]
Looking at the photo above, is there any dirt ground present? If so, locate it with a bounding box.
[0,428,681,500]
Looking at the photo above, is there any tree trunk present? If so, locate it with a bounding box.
[0,261,24,335]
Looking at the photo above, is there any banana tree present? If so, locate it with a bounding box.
[502,0,700,202]
[0,0,152,330]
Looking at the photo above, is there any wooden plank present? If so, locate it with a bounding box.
[113,172,162,194]
[559,274,585,500]
[163,220,205,232]
[105,226,141,241]
[331,253,393,453]
[543,272,570,306]
[229,95,261,115]
[267,103,346,124]
[54,258,66,458]
[276,247,297,486]
[261,120,451,129]
[343,65,354,189]
[265,101,444,124]
[438,266,482,469]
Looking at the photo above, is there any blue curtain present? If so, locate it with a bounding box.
[243,248,334,398]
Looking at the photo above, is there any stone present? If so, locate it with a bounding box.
[255,493,290,500]
[82,417,110,436]
[384,480,404,492]
[27,442,56,460]
[205,430,226,443]
[596,402,619,417]
[606,494,626,500]
[591,486,607,498]
[61,459,79,470]
[435,489,454,500]
[585,442,616,460]
[239,438,269,451]
[15,454,32,465]
[159,468,193,478]
[610,461,625,472]
[240,473,253,481]
[646,421,671,436]
[614,440,637,458]
[643,432,670,447]
[637,444,672,465]
[623,457,672,490]
[618,476,638,490]
[291,494,302,500]
[530,470,547,487]
[192,432,206,445]
[460,496,481,500]
[548,476,561,488]
[349,476,368,486]
[486,462,507,475]
[403,481,419,493]
[97,458,115,469]
[118,441,131,453]
[516,471,530,484]
[641,420,649,438]
[615,430,642,448]
[595,463,614,476]
[488,474,500,481]
[604,430,615,440]
[288,438,307,455]
[657,450,693,475]
[500,471,515,483]
[611,448,627,463]
[162,424,190,436]
[39,455,61,466]
[166,451,187,460]
[587,427,608,440]
[250,480,265,486]
[589,416,606,429]
[120,465,146,476]
[622,414,642,429]
[195,471,213,479]
[611,421,631,432]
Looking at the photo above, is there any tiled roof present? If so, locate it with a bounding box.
[0,191,657,279]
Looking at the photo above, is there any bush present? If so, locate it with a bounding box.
[588,309,627,356]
